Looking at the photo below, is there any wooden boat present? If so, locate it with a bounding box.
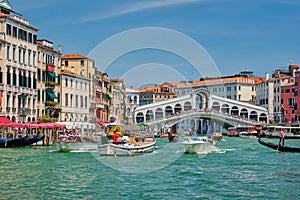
[258,138,300,152]
[212,132,223,141]
[239,133,257,139]
[168,134,179,142]
[98,135,157,156]
[0,135,44,148]
[181,136,219,154]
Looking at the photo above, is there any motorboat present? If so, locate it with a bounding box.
[212,132,223,141]
[181,136,219,154]
[57,135,97,152]
[98,135,157,156]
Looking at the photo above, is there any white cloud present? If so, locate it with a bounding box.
[80,0,205,23]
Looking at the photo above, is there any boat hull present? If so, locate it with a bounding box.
[181,137,218,154]
[258,138,300,152]
[59,142,98,152]
[0,136,44,148]
[98,141,157,156]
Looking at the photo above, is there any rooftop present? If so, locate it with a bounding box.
[61,54,87,59]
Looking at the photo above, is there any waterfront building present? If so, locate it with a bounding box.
[125,87,140,124]
[61,54,95,122]
[256,73,275,122]
[36,40,61,122]
[0,1,38,122]
[60,69,90,124]
[110,78,126,124]
[171,72,264,105]
[139,85,176,106]
[281,82,295,123]
[100,72,112,122]
[294,71,300,122]
[93,71,104,123]
[272,65,297,123]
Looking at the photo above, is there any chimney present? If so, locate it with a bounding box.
[265,72,269,80]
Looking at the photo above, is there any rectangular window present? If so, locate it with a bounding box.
[37,69,41,82]
[65,93,68,106]
[227,87,231,91]
[70,94,73,107]
[12,46,16,61]
[33,52,36,66]
[80,96,83,107]
[85,96,88,108]
[81,60,84,66]
[65,61,68,66]
[42,90,44,102]
[6,24,11,36]
[65,78,68,87]
[28,50,31,65]
[6,44,10,60]
[13,26,17,37]
[37,90,41,101]
[76,95,78,107]
[38,52,40,62]
[23,50,26,64]
[28,33,32,43]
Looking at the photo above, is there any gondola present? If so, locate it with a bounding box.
[0,135,44,148]
[258,137,300,152]
[168,134,179,142]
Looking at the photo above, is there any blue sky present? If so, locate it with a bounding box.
[10,0,300,87]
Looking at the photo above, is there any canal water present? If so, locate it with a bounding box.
[0,137,299,200]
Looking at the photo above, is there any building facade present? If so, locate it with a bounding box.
[0,1,38,122]
[36,40,61,122]
[60,70,90,123]
[110,78,126,124]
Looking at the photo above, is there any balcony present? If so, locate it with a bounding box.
[18,108,30,115]
[45,101,58,107]
[45,81,57,90]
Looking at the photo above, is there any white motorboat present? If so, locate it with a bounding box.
[98,136,157,156]
[181,136,219,154]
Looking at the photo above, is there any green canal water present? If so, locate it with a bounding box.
[0,137,299,200]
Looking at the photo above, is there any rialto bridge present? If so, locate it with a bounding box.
[134,89,268,134]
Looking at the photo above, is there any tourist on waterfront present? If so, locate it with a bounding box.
[112,131,119,144]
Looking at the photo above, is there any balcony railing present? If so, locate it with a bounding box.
[45,101,58,107]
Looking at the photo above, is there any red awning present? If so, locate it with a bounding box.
[98,122,110,126]
[0,116,12,123]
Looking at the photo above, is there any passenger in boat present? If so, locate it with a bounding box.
[112,131,119,144]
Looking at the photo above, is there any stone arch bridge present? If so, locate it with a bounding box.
[134,89,268,133]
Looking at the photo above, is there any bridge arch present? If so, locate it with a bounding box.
[221,104,230,114]
[165,106,173,117]
[231,106,239,116]
[240,108,249,119]
[259,113,268,123]
[174,103,182,114]
[212,102,220,112]
[155,108,163,119]
[250,111,258,121]
[136,112,144,123]
[194,89,209,109]
[146,110,154,121]
[184,101,192,111]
